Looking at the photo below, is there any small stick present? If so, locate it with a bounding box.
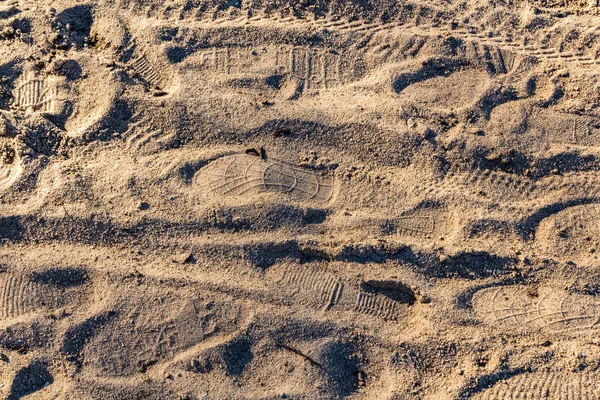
[276,342,322,367]
[61,203,73,221]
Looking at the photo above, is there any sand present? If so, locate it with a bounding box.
[1,0,600,398]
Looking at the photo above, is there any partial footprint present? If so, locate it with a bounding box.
[10,56,122,138]
[125,28,178,94]
[57,54,122,137]
[474,371,600,399]
[0,267,90,321]
[81,279,250,377]
[336,213,434,237]
[123,105,180,155]
[534,203,600,267]
[398,67,492,114]
[130,51,169,90]
[89,11,128,52]
[472,285,600,334]
[195,153,335,205]
[528,107,600,147]
[11,73,60,115]
[333,202,455,240]
[89,10,174,94]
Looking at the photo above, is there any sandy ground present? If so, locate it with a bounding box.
[2,0,600,398]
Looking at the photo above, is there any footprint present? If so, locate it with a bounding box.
[196,153,335,204]
[180,44,359,94]
[89,9,169,94]
[442,165,536,202]
[472,285,600,334]
[269,265,415,321]
[275,265,343,311]
[0,6,123,138]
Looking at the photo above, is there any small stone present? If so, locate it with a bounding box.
[52,59,65,71]
[3,26,14,37]
[138,201,150,211]
[420,295,432,304]
[174,252,194,264]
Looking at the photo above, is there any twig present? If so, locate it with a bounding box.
[276,342,322,367]
[61,203,74,222]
